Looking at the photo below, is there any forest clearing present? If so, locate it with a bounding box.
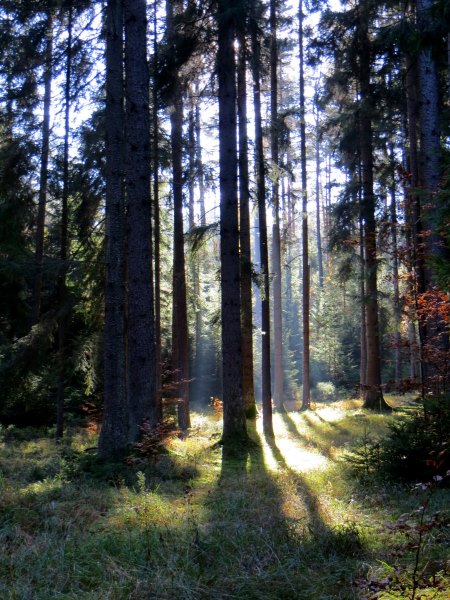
[1,397,449,600]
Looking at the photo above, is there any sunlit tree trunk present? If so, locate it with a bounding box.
[251,4,274,437]
[99,0,128,457]
[217,0,247,446]
[124,0,157,440]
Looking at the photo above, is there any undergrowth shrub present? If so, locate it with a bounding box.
[346,395,450,481]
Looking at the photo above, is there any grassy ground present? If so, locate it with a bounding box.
[0,397,449,599]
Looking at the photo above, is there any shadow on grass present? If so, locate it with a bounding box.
[280,412,337,461]
[198,425,366,599]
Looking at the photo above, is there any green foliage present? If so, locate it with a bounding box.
[346,396,450,481]
[314,381,337,402]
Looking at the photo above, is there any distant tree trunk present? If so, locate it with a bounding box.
[217,0,248,446]
[167,0,190,430]
[99,0,128,458]
[270,0,283,411]
[124,0,157,440]
[237,22,256,419]
[299,0,310,410]
[405,52,424,385]
[251,6,274,437]
[359,221,367,396]
[358,6,390,411]
[32,9,53,326]
[389,143,402,385]
[314,98,324,290]
[55,1,73,440]
[417,0,442,275]
[152,0,162,421]
[195,81,206,227]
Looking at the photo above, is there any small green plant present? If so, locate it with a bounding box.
[344,428,381,476]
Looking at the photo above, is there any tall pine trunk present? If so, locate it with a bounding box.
[99,0,128,457]
[299,0,310,410]
[55,2,73,440]
[217,0,248,446]
[251,5,274,437]
[270,0,283,410]
[32,9,53,326]
[237,22,256,419]
[152,0,162,421]
[124,0,157,440]
[358,5,390,411]
[167,0,190,430]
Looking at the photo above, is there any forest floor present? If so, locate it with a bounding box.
[0,396,449,599]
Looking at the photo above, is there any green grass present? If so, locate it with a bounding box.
[0,399,448,599]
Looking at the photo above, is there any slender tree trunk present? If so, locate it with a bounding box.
[99,0,128,457]
[358,5,390,411]
[55,2,74,440]
[217,0,247,446]
[167,0,190,430]
[270,0,283,411]
[152,0,163,421]
[124,0,157,440]
[405,51,425,387]
[299,0,310,410]
[237,23,256,419]
[417,0,441,273]
[195,81,206,228]
[359,215,367,396]
[32,9,53,326]
[251,7,274,437]
[314,100,324,289]
[389,143,402,385]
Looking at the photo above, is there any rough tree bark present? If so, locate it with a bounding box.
[237,21,257,419]
[217,0,248,446]
[124,0,157,440]
[99,0,128,457]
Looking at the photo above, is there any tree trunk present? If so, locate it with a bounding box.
[167,0,190,430]
[237,22,256,419]
[217,0,248,446]
[314,95,324,290]
[251,6,274,437]
[389,143,402,386]
[358,5,390,411]
[99,0,128,457]
[299,0,310,410]
[55,2,74,440]
[124,0,157,440]
[270,0,283,411]
[152,0,163,422]
[32,9,53,326]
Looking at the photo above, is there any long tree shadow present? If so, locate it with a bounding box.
[198,424,366,599]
